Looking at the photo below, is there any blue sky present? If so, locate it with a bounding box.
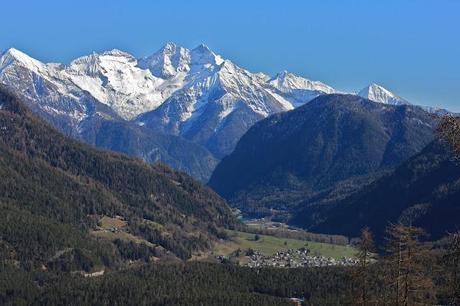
[1,0,459,110]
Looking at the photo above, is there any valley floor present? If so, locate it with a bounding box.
[193,220,357,268]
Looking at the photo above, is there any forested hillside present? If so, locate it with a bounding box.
[0,86,237,271]
[292,134,460,243]
[209,94,435,216]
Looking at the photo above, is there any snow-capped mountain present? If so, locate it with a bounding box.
[135,44,338,157]
[0,43,335,162]
[267,70,335,108]
[136,45,321,157]
[0,48,96,134]
[358,83,410,106]
[64,49,173,120]
[357,83,455,115]
[0,47,220,180]
[0,43,448,180]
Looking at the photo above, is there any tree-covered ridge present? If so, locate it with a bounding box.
[292,140,460,243]
[0,86,237,270]
[209,94,435,216]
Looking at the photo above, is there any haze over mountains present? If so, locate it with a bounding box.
[0,42,434,181]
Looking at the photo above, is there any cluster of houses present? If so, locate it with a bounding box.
[244,248,359,268]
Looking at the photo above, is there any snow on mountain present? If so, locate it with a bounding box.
[0,43,337,160]
[0,48,70,97]
[138,42,191,79]
[267,70,335,107]
[420,105,454,116]
[358,83,410,106]
[132,44,337,157]
[0,48,92,126]
[0,43,446,180]
[63,49,172,119]
[136,51,332,157]
[0,48,46,74]
[357,83,456,115]
[0,44,336,124]
[138,43,223,80]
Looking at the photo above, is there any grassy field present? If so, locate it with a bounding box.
[98,216,127,229]
[91,216,156,247]
[211,230,356,259]
[94,216,356,260]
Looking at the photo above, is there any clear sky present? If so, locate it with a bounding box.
[1,0,459,110]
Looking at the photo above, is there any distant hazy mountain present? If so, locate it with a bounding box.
[291,140,460,243]
[208,94,436,215]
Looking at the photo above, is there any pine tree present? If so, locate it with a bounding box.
[384,224,435,306]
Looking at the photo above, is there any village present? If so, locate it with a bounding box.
[218,247,359,268]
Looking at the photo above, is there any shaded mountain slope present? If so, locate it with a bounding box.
[209,94,435,214]
[292,140,460,243]
[78,114,218,182]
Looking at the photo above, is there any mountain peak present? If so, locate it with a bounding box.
[3,47,26,58]
[0,48,45,72]
[139,42,190,78]
[190,44,224,66]
[193,43,211,52]
[100,48,133,57]
[156,42,184,55]
[275,70,290,78]
[269,70,335,94]
[358,83,410,105]
[163,41,177,50]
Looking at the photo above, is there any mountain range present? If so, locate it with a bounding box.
[0,43,424,181]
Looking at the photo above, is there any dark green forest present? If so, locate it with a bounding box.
[0,86,237,272]
[2,227,460,306]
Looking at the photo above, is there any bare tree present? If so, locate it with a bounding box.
[384,224,435,306]
[352,227,376,306]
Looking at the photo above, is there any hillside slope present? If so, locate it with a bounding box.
[0,87,236,270]
[292,140,460,242]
